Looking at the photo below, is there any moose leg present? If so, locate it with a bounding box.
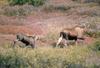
[12,39,18,47]
[64,39,68,47]
[30,39,35,48]
[77,38,85,45]
[56,36,63,47]
[75,41,78,45]
[30,44,35,48]
[78,39,85,45]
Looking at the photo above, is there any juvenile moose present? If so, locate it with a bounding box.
[56,25,86,47]
[13,33,38,48]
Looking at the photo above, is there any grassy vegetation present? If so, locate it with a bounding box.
[0,0,46,16]
[0,40,100,68]
[8,0,46,6]
[0,0,100,68]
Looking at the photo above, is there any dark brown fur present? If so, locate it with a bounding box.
[13,33,36,48]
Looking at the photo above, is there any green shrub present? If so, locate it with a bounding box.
[72,0,100,4]
[54,5,71,12]
[8,0,28,5]
[0,49,29,68]
[85,31,100,38]
[92,40,100,51]
[8,0,45,6]
[43,5,71,12]
[29,0,45,7]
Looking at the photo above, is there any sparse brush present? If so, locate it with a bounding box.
[90,40,100,51]
[0,4,34,16]
[72,0,100,4]
[85,31,100,38]
[42,5,71,12]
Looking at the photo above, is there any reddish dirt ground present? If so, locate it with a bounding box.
[0,13,94,46]
[0,0,95,46]
[84,36,94,45]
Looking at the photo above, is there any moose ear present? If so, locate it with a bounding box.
[28,34,39,40]
[31,35,35,38]
[30,35,39,40]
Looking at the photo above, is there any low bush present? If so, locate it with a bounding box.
[8,0,46,6]
[28,0,45,7]
[90,40,100,51]
[72,0,100,4]
[85,31,100,38]
[42,5,71,12]
[1,4,34,16]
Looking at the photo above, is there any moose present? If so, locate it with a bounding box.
[56,25,87,47]
[12,33,38,48]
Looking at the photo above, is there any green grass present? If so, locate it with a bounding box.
[8,0,46,6]
[0,41,100,68]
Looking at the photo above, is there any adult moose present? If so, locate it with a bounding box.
[56,24,87,47]
[13,33,38,48]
